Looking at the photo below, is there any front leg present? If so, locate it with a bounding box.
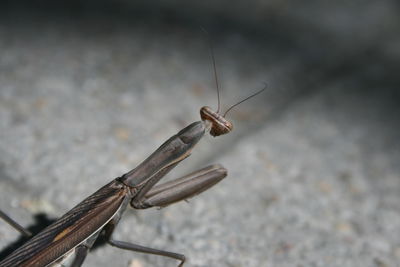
[132,164,227,209]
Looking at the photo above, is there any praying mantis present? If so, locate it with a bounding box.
[0,44,265,267]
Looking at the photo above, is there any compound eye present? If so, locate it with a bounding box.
[200,106,233,137]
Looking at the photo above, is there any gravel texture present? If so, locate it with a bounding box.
[0,2,399,267]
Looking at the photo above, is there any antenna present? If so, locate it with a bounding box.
[223,83,267,117]
[201,27,221,113]
[200,27,266,119]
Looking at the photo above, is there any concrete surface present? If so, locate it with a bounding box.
[0,1,399,267]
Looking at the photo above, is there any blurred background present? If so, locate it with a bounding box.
[0,1,399,266]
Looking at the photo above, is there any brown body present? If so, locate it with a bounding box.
[1,180,129,267]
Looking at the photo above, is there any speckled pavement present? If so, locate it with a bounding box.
[0,2,399,267]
